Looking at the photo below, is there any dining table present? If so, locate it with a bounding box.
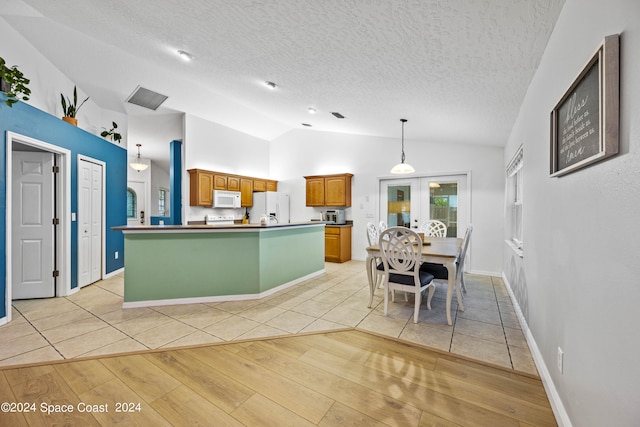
[365,236,463,326]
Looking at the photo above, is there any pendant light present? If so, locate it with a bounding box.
[130,143,149,172]
[390,119,415,174]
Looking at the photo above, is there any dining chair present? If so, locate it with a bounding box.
[419,220,447,237]
[378,221,387,232]
[420,224,473,301]
[379,227,435,323]
[366,222,384,289]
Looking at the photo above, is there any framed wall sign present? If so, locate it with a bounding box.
[550,34,619,177]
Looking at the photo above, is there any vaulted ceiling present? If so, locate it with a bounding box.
[1,0,565,148]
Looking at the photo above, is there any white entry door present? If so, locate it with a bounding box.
[127,181,146,226]
[78,159,103,287]
[419,175,469,238]
[379,178,420,229]
[11,151,55,299]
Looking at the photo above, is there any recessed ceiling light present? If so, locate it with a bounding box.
[308,107,317,114]
[265,81,277,90]
[177,50,194,61]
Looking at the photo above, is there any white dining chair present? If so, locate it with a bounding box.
[419,220,447,237]
[366,222,384,290]
[379,227,435,323]
[378,221,387,232]
[420,224,473,303]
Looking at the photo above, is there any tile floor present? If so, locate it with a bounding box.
[0,261,537,375]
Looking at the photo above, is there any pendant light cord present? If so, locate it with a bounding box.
[400,119,407,163]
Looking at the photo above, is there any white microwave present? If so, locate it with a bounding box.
[213,190,241,208]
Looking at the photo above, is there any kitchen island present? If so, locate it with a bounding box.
[114,222,326,307]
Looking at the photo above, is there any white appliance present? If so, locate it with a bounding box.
[205,214,235,225]
[212,190,241,208]
[249,192,290,224]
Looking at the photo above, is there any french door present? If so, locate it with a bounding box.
[380,174,469,238]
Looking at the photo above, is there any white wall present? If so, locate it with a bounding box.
[503,0,640,425]
[0,18,127,142]
[183,114,270,222]
[271,129,504,274]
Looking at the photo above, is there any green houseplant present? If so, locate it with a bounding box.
[60,85,89,126]
[0,56,31,107]
[100,121,122,143]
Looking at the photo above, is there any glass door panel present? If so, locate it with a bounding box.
[380,179,419,229]
[419,175,468,238]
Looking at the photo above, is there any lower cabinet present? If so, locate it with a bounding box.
[325,225,352,263]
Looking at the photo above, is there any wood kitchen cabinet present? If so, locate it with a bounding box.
[188,169,214,206]
[240,178,253,207]
[304,173,353,207]
[213,174,228,190]
[188,169,277,207]
[227,176,240,191]
[325,225,352,263]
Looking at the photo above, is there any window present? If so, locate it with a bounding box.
[158,188,168,217]
[506,146,523,256]
[127,188,137,219]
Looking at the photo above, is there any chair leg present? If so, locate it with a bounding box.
[413,291,421,323]
[460,274,467,293]
[383,282,390,317]
[426,283,436,310]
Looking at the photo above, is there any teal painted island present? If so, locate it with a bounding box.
[114,222,326,308]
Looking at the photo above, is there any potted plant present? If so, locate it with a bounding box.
[0,56,31,107]
[60,85,89,126]
[100,121,122,143]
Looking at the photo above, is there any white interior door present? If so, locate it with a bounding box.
[127,181,146,226]
[11,151,55,299]
[78,159,103,287]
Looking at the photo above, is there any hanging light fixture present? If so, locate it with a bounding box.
[390,119,415,174]
[130,143,149,172]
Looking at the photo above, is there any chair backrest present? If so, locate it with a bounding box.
[455,225,473,279]
[420,220,447,237]
[379,227,422,277]
[379,221,387,232]
[366,222,379,247]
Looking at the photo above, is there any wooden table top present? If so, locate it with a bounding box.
[366,237,460,259]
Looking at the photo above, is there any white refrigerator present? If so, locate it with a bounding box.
[249,192,290,224]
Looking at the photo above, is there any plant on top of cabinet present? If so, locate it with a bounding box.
[60,85,89,126]
[100,121,122,143]
[0,56,31,107]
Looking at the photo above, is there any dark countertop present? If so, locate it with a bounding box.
[113,221,331,231]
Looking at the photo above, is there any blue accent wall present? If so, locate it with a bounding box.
[169,140,182,225]
[0,96,127,318]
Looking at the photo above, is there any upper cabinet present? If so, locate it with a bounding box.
[188,169,214,206]
[187,169,277,207]
[304,173,353,207]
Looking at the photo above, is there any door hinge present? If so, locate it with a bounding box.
[52,166,60,173]
[53,218,60,225]
[52,270,60,277]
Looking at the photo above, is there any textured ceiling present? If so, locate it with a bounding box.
[1,0,565,151]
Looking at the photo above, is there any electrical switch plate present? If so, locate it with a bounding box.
[557,347,564,374]
[115,251,119,260]
[71,212,76,221]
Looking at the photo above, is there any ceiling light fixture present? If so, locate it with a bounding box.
[177,50,194,61]
[265,81,277,90]
[390,119,415,174]
[308,107,316,114]
[130,144,149,172]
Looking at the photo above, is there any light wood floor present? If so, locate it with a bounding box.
[0,329,556,426]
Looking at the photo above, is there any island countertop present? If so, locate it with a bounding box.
[113,221,329,232]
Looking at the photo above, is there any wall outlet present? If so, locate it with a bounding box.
[115,251,119,260]
[557,347,564,374]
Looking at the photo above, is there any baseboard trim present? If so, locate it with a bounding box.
[104,267,124,279]
[501,272,572,427]
[122,269,325,309]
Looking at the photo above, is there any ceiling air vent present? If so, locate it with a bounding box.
[126,86,168,110]
[331,112,345,119]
